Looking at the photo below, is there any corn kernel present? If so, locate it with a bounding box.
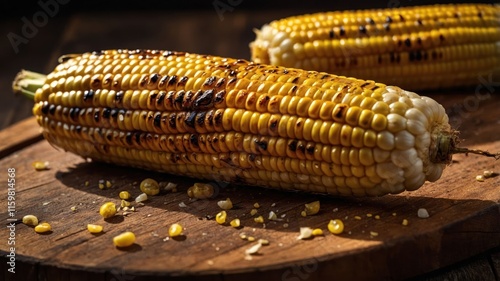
[483,170,495,178]
[113,231,136,247]
[106,180,112,188]
[254,216,264,223]
[22,215,39,226]
[247,236,256,242]
[370,231,379,237]
[70,206,77,212]
[250,209,258,216]
[301,211,307,217]
[366,213,373,218]
[374,215,381,220]
[119,191,131,200]
[217,198,233,210]
[87,224,103,233]
[402,219,409,226]
[312,228,324,236]
[99,202,117,219]
[253,203,260,208]
[258,239,270,245]
[475,175,485,182]
[32,161,50,171]
[84,181,90,187]
[98,179,106,190]
[135,193,148,203]
[121,199,131,208]
[354,216,362,220]
[169,223,183,237]
[297,227,313,240]
[187,182,214,199]
[34,222,51,233]
[230,218,241,228]
[304,201,320,215]
[328,219,344,234]
[216,211,227,224]
[140,178,160,196]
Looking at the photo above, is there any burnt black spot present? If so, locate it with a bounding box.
[339,26,346,36]
[360,82,370,88]
[110,109,118,119]
[184,111,197,128]
[439,34,445,42]
[214,90,225,104]
[102,108,111,119]
[478,11,483,18]
[383,23,390,31]
[115,90,124,102]
[194,89,214,109]
[134,132,141,144]
[48,104,56,115]
[41,102,50,114]
[229,70,237,76]
[306,145,315,155]
[329,30,334,38]
[213,110,223,126]
[366,17,375,25]
[255,140,268,151]
[168,75,178,86]
[162,50,174,57]
[69,107,80,119]
[404,38,411,47]
[416,19,423,26]
[174,91,185,107]
[283,69,289,74]
[168,113,177,129]
[288,140,298,152]
[91,50,105,56]
[377,55,382,64]
[399,14,405,21]
[359,25,367,34]
[431,51,438,60]
[290,85,298,93]
[157,91,166,105]
[333,104,347,119]
[182,90,195,109]
[249,154,256,162]
[153,112,162,127]
[297,143,305,154]
[158,75,169,88]
[150,73,160,84]
[269,119,278,131]
[196,111,206,126]
[189,134,199,147]
[204,76,216,87]
[83,90,95,101]
[75,125,82,133]
[291,77,300,83]
[215,78,226,88]
[385,16,393,23]
[93,109,100,123]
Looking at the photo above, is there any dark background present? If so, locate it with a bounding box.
[0,0,495,129]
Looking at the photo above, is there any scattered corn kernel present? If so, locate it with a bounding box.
[370,231,379,237]
[169,223,183,237]
[84,181,90,187]
[354,216,362,220]
[392,213,397,216]
[366,213,373,218]
[300,210,307,217]
[113,231,136,247]
[245,242,262,255]
[70,206,77,212]
[230,218,241,228]
[119,191,131,200]
[374,215,381,220]
[312,228,324,236]
[120,199,131,208]
[475,175,485,182]
[98,179,106,190]
[304,201,320,216]
[258,239,270,245]
[268,211,278,221]
[32,161,50,171]
[34,222,51,233]
[328,219,345,235]
[87,224,103,233]
[106,180,112,188]
[160,181,177,192]
[417,208,430,219]
[140,178,160,196]
[216,211,227,224]
[239,233,247,240]
[483,170,495,178]
[99,202,117,219]
[402,219,409,226]
[217,198,233,210]
[22,215,38,226]
[297,227,313,240]
[247,236,256,242]
[135,193,148,203]
[254,216,264,223]
[250,209,258,216]
[283,223,289,228]
[253,203,260,208]
[187,182,214,199]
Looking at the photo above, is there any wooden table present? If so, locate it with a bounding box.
[1,2,499,281]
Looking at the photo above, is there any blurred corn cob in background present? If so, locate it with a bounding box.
[250,3,500,91]
[13,50,498,197]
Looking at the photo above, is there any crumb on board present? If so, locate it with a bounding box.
[417,208,430,219]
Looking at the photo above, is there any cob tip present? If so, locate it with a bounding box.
[12,70,46,100]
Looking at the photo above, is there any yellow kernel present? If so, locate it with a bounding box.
[354,216,362,220]
[239,233,247,240]
[217,198,233,210]
[98,180,105,190]
[312,228,324,236]
[22,215,39,226]
[370,231,379,237]
[392,213,397,216]
[374,215,381,220]
[402,219,409,226]
[106,180,112,188]
[250,209,258,216]
[99,202,117,219]
[304,201,320,215]
[84,181,90,187]
[366,213,373,218]
[169,223,183,237]
[258,239,270,245]
[483,170,495,178]
[34,222,52,233]
[253,203,260,208]
[187,182,214,199]
[254,216,264,223]
[328,219,344,234]
[230,218,241,228]
[140,178,160,196]
[87,224,103,233]
[119,191,131,200]
[247,236,256,242]
[120,199,131,208]
[216,211,227,224]
[70,206,77,212]
[475,175,485,182]
[113,231,136,247]
[32,161,50,171]
[301,210,307,217]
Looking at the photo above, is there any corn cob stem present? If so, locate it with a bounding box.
[12,49,500,196]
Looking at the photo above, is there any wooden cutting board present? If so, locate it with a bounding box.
[0,91,499,281]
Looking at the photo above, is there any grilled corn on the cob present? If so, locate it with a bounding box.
[250,3,500,91]
[13,49,498,197]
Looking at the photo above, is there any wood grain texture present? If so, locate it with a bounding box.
[0,91,499,281]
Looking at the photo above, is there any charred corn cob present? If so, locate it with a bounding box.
[13,49,498,197]
[250,3,500,91]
